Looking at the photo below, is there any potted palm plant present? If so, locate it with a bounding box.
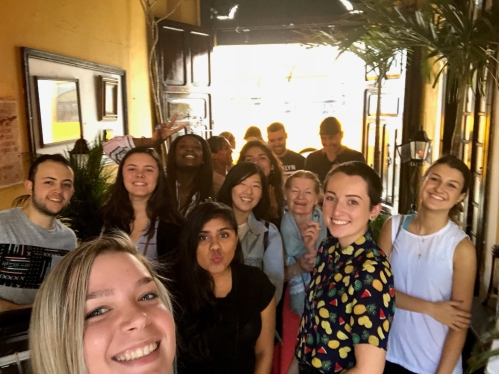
[58,136,112,242]
[311,0,499,155]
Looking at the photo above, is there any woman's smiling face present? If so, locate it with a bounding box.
[243,146,272,176]
[419,163,466,212]
[175,135,204,169]
[122,153,159,200]
[83,252,175,374]
[285,177,318,216]
[322,172,380,248]
[231,173,263,216]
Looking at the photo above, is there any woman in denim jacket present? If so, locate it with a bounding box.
[218,162,284,304]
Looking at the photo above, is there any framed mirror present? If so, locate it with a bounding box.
[22,48,128,156]
[34,77,83,147]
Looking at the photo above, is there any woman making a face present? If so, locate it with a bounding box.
[171,202,276,374]
[217,162,285,304]
[101,147,181,260]
[30,233,176,374]
[288,162,395,374]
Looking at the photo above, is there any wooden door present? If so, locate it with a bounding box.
[363,87,404,214]
[157,19,213,140]
[454,71,492,294]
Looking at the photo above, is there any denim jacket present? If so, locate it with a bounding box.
[239,212,284,304]
[280,207,327,315]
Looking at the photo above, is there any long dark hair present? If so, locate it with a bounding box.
[217,162,270,221]
[237,139,284,219]
[173,201,243,361]
[101,147,181,238]
[421,154,471,223]
[166,134,214,215]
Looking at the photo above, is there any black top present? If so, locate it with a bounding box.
[156,220,181,260]
[280,150,305,177]
[305,147,365,184]
[177,264,275,374]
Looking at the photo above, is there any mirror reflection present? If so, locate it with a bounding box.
[35,77,82,146]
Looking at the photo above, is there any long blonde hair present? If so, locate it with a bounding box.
[29,232,174,374]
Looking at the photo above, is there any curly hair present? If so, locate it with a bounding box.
[166,134,214,215]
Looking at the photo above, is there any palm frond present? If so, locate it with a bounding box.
[311,0,499,95]
[59,135,112,242]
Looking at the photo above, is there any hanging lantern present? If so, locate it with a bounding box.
[396,129,431,164]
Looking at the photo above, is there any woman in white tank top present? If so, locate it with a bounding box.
[377,155,476,374]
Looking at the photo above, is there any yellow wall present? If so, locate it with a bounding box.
[0,0,198,210]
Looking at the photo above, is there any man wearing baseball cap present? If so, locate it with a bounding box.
[305,117,365,183]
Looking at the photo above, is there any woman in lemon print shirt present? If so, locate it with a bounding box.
[288,161,395,374]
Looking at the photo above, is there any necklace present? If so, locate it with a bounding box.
[414,217,425,260]
[417,237,424,259]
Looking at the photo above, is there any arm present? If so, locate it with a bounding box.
[133,114,184,146]
[344,344,386,374]
[263,224,285,304]
[284,222,319,282]
[376,217,393,257]
[0,298,32,312]
[285,257,315,282]
[254,296,276,374]
[394,291,471,330]
[436,238,476,373]
[286,357,299,374]
[103,115,185,163]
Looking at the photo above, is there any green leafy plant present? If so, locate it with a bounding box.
[466,323,499,373]
[310,0,499,155]
[369,212,390,242]
[59,136,112,242]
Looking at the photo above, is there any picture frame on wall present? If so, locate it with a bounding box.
[99,76,119,121]
[22,47,128,156]
[34,76,83,147]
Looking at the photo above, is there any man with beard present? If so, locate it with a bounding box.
[0,154,76,311]
[305,117,365,184]
[267,122,305,178]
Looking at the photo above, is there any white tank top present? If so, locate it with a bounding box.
[386,214,468,374]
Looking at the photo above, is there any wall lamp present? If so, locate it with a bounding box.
[396,129,432,212]
[396,129,431,165]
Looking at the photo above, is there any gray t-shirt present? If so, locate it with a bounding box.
[0,208,77,305]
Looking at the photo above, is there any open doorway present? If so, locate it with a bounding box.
[211,43,366,158]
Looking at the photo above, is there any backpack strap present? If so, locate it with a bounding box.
[263,221,270,252]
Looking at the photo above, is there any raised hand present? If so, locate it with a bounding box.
[428,300,472,330]
[301,221,321,253]
[152,114,187,144]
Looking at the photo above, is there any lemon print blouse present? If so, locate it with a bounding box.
[295,229,395,373]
